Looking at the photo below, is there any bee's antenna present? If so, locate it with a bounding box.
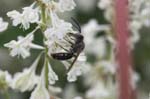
[71,17,81,33]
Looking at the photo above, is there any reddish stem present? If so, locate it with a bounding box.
[115,0,135,99]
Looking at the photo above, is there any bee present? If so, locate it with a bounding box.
[51,18,85,71]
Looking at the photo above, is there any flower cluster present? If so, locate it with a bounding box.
[1,0,88,98]
[0,0,143,99]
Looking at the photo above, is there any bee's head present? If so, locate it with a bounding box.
[75,34,84,43]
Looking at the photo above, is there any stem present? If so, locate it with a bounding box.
[3,90,9,99]
[67,53,80,72]
[38,0,49,89]
[44,57,49,89]
[36,0,47,32]
[115,0,132,98]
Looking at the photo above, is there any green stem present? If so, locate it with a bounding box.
[38,0,49,89]
[3,90,9,99]
[44,57,49,89]
[40,3,47,31]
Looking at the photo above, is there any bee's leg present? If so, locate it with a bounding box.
[67,52,80,72]
[56,43,71,52]
[67,33,76,39]
[64,38,74,45]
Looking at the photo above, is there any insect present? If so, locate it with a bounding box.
[51,18,85,71]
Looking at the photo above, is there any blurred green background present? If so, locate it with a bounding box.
[0,0,150,99]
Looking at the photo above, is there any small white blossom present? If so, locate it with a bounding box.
[7,10,22,27]
[44,39,58,54]
[130,70,140,89]
[4,32,44,59]
[82,19,110,39]
[45,12,72,40]
[0,70,12,90]
[99,60,116,74]
[11,56,41,92]
[0,17,8,32]
[22,7,39,23]
[98,0,112,10]
[57,0,76,12]
[48,62,58,85]
[48,86,62,94]
[141,8,150,27]
[44,11,73,55]
[73,96,83,99]
[67,54,89,82]
[82,19,109,57]
[7,5,39,30]
[30,78,50,99]
[86,82,112,99]
[86,38,106,58]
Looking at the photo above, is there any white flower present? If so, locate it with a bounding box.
[30,78,50,99]
[22,7,39,23]
[48,86,62,94]
[73,96,83,99]
[67,53,89,82]
[86,82,111,99]
[82,19,110,46]
[130,70,140,89]
[141,8,150,27]
[7,5,39,30]
[0,70,12,90]
[4,32,44,59]
[0,17,8,32]
[48,62,58,85]
[130,20,142,32]
[57,0,76,12]
[99,60,116,74]
[11,56,41,92]
[7,10,22,27]
[44,39,59,54]
[82,19,110,57]
[86,38,106,58]
[44,12,73,54]
[82,19,109,38]
[45,12,72,40]
[98,0,112,10]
